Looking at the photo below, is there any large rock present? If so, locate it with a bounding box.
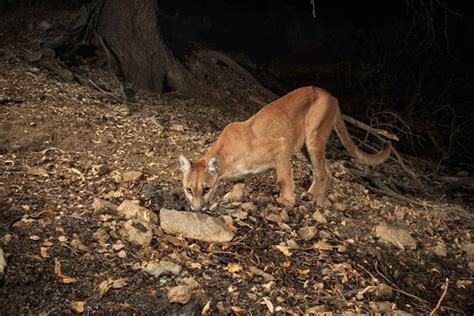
[92,198,118,212]
[375,225,416,250]
[120,219,153,247]
[160,208,234,243]
[117,200,157,223]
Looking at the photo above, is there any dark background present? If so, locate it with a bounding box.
[2,0,474,167]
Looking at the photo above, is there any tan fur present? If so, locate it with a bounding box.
[179,86,391,211]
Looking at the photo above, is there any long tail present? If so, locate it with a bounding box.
[334,106,391,165]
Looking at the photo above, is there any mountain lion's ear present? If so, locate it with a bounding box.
[207,156,219,174]
[179,155,191,173]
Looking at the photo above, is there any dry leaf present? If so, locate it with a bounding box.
[54,257,63,277]
[70,301,86,313]
[231,306,242,313]
[275,244,292,256]
[297,268,310,275]
[69,168,85,181]
[226,263,243,273]
[62,277,78,284]
[201,300,211,315]
[190,262,202,269]
[262,297,274,313]
[112,278,128,289]
[96,278,113,297]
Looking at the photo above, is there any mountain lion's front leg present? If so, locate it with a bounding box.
[223,182,245,203]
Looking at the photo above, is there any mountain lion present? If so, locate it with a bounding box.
[179,86,391,211]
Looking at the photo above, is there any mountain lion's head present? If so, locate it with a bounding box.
[179,155,219,211]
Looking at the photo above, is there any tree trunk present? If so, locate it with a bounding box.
[95,0,193,93]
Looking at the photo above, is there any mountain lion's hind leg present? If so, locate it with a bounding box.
[274,139,295,209]
[303,114,333,202]
[223,182,245,203]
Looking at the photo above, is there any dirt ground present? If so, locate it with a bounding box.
[0,9,473,315]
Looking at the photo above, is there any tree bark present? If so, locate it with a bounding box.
[95,0,194,93]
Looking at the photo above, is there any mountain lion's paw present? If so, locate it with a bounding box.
[277,196,295,209]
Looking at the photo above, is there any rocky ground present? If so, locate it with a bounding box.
[1,9,473,315]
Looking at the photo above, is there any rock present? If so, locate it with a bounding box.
[463,243,474,261]
[298,226,317,241]
[112,241,124,251]
[318,230,331,239]
[117,250,127,258]
[91,164,109,176]
[70,301,86,314]
[144,260,182,278]
[160,208,234,243]
[375,225,417,250]
[369,301,394,313]
[117,200,157,223]
[228,209,248,220]
[1,234,12,245]
[429,242,447,257]
[280,209,289,222]
[121,171,143,182]
[468,262,474,272]
[26,51,42,63]
[333,202,345,211]
[241,202,257,212]
[167,285,192,304]
[315,198,332,209]
[375,283,393,298]
[38,21,52,31]
[177,277,200,289]
[93,228,110,243]
[70,239,90,252]
[312,210,328,224]
[170,124,185,132]
[220,215,233,226]
[120,219,153,247]
[337,245,347,253]
[265,213,282,223]
[394,209,405,221]
[249,266,275,281]
[92,198,118,212]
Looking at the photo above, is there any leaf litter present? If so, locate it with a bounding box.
[0,8,472,315]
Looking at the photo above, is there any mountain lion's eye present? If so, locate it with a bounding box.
[186,187,193,195]
[202,186,210,195]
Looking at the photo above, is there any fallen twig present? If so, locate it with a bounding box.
[346,166,422,205]
[196,49,266,91]
[429,278,449,316]
[374,262,463,314]
[342,114,399,141]
[352,135,420,181]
